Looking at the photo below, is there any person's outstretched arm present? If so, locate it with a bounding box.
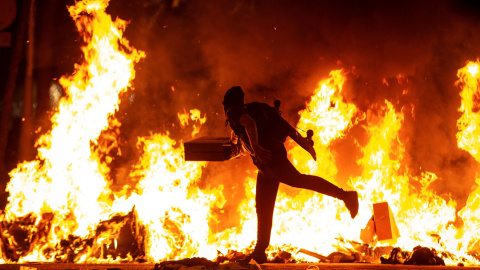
[288,129,317,161]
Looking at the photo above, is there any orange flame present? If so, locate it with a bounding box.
[4,0,144,262]
[457,60,480,162]
[273,70,364,257]
[2,0,480,266]
[456,60,480,262]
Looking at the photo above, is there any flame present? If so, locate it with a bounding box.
[2,0,480,266]
[263,69,476,265]
[351,102,458,257]
[3,0,145,262]
[178,109,207,138]
[288,70,364,179]
[456,60,480,261]
[0,0,233,263]
[123,132,216,261]
[457,60,480,162]
[269,70,364,257]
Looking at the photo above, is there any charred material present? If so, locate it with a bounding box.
[380,247,409,264]
[0,212,52,262]
[0,207,146,262]
[404,246,445,266]
[215,250,247,263]
[94,207,146,261]
[271,250,295,263]
[381,246,445,266]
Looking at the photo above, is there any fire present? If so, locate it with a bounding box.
[178,109,207,138]
[297,70,362,146]
[457,60,480,162]
[456,60,480,261]
[0,0,242,262]
[266,69,477,265]
[2,0,145,262]
[272,70,364,257]
[124,132,215,261]
[2,0,480,266]
[350,101,458,258]
[288,70,364,179]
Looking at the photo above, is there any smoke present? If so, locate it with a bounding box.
[100,0,480,213]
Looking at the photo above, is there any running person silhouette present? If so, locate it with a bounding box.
[222,86,359,264]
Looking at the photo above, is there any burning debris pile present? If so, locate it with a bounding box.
[3,0,480,267]
[381,246,445,266]
[0,208,144,262]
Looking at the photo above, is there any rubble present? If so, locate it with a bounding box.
[298,249,329,263]
[379,247,408,264]
[0,207,146,262]
[270,250,294,263]
[405,246,445,265]
[381,246,445,266]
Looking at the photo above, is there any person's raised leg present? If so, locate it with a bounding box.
[269,155,358,218]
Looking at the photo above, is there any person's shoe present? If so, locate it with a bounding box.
[237,252,268,265]
[344,191,359,218]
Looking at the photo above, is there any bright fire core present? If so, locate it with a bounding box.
[2,0,480,266]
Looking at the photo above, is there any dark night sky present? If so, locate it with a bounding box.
[3,0,480,209]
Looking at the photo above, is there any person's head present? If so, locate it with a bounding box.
[222,86,244,113]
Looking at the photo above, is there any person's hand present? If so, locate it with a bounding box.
[230,130,238,145]
[252,144,272,166]
[304,140,317,161]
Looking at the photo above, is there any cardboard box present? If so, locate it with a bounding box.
[373,202,400,243]
[184,137,235,161]
[360,215,376,244]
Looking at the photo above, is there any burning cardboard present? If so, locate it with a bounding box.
[3,0,480,265]
[359,216,375,244]
[360,202,400,245]
[373,202,400,243]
